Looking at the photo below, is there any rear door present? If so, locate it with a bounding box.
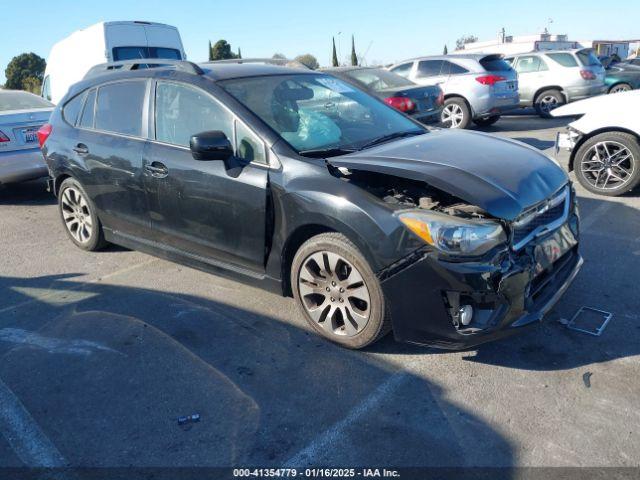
[74,79,152,238]
[413,60,449,90]
[143,80,269,273]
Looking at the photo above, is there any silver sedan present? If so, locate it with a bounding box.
[0,89,53,185]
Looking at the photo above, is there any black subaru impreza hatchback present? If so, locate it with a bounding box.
[39,59,582,349]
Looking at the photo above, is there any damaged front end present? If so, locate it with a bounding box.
[332,165,582,349]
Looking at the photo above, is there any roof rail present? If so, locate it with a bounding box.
[205,58,311,69]
[84,59,204,79]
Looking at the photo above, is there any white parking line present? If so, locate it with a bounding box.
[0,377,66,467]
[283,371,409,467]
[0,258,158,316]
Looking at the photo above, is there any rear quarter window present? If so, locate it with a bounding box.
[546,53,579,67]
[95,81,147,137]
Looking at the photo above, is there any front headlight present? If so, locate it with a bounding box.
[398,210,507,256]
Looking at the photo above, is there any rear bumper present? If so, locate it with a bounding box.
[380,212,581,349]
[412,107,442,124]
[471,93,520,118]
[0,147,47,184]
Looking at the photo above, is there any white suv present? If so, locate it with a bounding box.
[505,49,606,118]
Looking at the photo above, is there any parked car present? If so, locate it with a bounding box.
[553,90,640,196]
[621,57,640,68]
[604,63,640,93]
[320,66,443,124]
[388,54,519,129]
[0,89,53,185]
[505,49,606,118]
[42,20,186,104]
[40,60,582,349]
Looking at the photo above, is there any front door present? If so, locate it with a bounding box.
[143,80,269,273]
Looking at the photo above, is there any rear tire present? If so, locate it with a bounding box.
[291,232,390,349]
[608,83,632,94]
[473,115,500,127]
[58,178,108,251]
[440,97,471,129]
[534,89,565,118]
[573,132,640,196]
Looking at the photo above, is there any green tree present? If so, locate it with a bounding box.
[210,40,237,60]
[4,52,46,91]
[455,35,478,51]
[443,44,448,55]
[331,37,339,67]
[350,35,358,66]
[237,47,242,59]
[208,40,213,61]
[272,53,287,60]
[294,54,319,70]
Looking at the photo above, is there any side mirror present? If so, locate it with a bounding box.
[189,130,233,161]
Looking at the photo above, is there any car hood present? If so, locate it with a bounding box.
[552,89,640,117]
[329,129,568,221]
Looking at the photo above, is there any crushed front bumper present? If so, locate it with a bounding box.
[380,213,582,349]
[555,129,582,170]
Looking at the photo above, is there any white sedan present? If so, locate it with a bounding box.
[0,89,53,185]
[552,90,640,196]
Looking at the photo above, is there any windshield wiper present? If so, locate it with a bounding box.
[358,130,425,150]
[298,147,358,158]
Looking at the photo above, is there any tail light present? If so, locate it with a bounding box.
[580,69,596,80]
[384,96,416,113]
[0,130,9,143]
[436,89,444,106]
[475,75,506,86]
[37,123,52,148]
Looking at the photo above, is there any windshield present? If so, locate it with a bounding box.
[342,68,414,90]
[0,91,53,111]
[220,74,423,155]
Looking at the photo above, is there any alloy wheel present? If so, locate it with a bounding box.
[580,141,635,191]
[61,187,93,243]
[298,251,371,337]
[610,84,631,94]
[539,95,559,113]
[441,104,464,128]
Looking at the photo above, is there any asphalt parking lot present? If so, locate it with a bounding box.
[1,112,639,470]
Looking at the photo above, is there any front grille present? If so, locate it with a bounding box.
[511,186,570,250]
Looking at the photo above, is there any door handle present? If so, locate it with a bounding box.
[73,143,89,155]
[145,161,169,178]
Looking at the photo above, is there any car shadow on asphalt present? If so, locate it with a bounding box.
[0,179,55,206]
[511,137,556,150]
[0,273,515,469]
[371,195,640,373]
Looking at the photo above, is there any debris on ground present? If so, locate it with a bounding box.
[583,372,593,388]
[566,307,613,336]
[178,413,201,430]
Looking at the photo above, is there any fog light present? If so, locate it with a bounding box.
[459,305,474,326]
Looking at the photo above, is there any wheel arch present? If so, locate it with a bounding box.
[569,127,640,171]
[443,94,473,115]
[607,82,632,93]
[53,171,74,196]
[533,86,566,103]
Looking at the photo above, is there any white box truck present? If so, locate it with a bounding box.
[42,21,186,104]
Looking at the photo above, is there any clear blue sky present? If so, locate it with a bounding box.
[2,0,638,83]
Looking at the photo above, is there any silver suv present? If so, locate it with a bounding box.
[505,49,606,118]
[388,54,519,129]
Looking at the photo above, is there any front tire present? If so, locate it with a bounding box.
[573,132,640,196]
[440,98,471,129]
[534,89,565,118]
[473,115,500,127]
[291,233,390,349]
[58,178,107,251]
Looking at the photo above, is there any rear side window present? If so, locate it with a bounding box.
[62,92,86,125]
[577,50,601,66]
[79,89,96,128]
[546,53,579,67]
[390,63,413,78]
[95,81,146,137]
[417,60,444,77]
[445,61,469,74]
[480,56,513,72]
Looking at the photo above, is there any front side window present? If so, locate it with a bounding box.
[235,121,266,164]
[42,76,52,101]
[95,81,146,137]
[155,82,233,147]
[417,60,444,77]
[220,74,423,155]
[389,63,413,78]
